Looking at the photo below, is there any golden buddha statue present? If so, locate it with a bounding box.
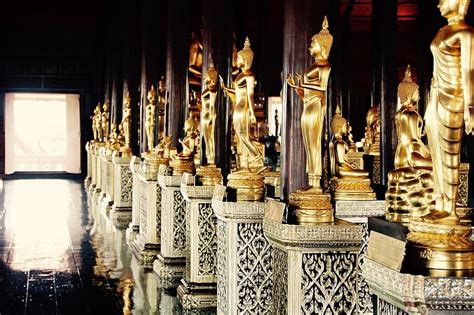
[107,123,121,153]
[286,16,333,223]
[119,92,132,154]
[92,103,102,142]
[386,65,435,223]
[101,101,110,143]
[170,114,199,175]
[406,0,474,273]
[364,105,380,155]
[329,106,375,201]
[200,61,218,165]
[195,61,222,186]
[220,37,266,201]
[145,85,156,153]
[157,77,166,141]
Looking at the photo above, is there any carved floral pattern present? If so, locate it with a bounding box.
[272,248,288,314]
[216,220,227,313]
[139,180,147,239]
[301,252,358,314]
[357,223,372,314]
[173,190,186,251]
[120,165,132,203]
[198,203,217,276]
[156,185,162,243]
[378,298,407,315]
[236,222,273,314]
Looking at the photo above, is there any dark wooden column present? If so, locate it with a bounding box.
[280,0,330,200]
[201,0,233,180]
[372,0,397,186]
[121,0,141,155]
[138,0,166,153]
[165,0,190,149]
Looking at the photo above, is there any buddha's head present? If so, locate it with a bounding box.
[184,114,198,135]
[147,85,157,104]
[310,16,333,60]
[331,105,348,137]
[123,92,131,108]
[158,77,166,93]
[103,100,110,112]
[237,37,254,69]
[397,65,419,108]
[204,61,218,88]
[366,105,380,138]
[438,0,470,20]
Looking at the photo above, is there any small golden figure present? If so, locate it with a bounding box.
[329,106,375,201]
[101,101,110,143]
[119,92,132,154]
[220,37,265,201]
[170,114,199,175]
[92,103,102,142]
[201,61,218,165]
[385,65,435,223]
[286,16,333,223]
[145,85,157,153]
[157,77,166,141]
[196,61,222,185]
[364,105,380,156]
[406,0,474,273]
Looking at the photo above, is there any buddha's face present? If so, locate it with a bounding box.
[309,39,322,58]
[438,0,461,18]
[236,54,245,68]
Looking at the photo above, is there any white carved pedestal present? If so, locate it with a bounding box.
[130,162,161,269]
[264,215,362,314]
[91,145,104,207]
[126,156,141,243]
[153,170,189,288]
[178,177,217,311]
[88,143,98,195]
[363,258,474,314]
[109,152,133,229]
[85,142,92,189]
[99,149,114,216]
[213,193,273,314]
[336,200,385,314]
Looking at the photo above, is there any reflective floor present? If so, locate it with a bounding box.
[0,179,180,314]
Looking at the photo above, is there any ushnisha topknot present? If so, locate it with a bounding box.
[397,65,419,105]
[237,36,254,67]
[330,104,347,135]
[312,16,333,59]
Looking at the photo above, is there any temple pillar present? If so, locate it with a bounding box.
[201,0,233,180]
[166,0,190,149]
[372,0,397,186]
[280,0,330,200]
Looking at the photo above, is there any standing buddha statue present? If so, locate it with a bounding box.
[145,85,156,153]
[329,106,375,201]
[119,92,132,154]
[406,0,474,273]
[286,16,333,223]
[92,103,102,143]
[196,61,222,186]
[101,101,110,143]
[385,65,435,223]
[221,37,266,201]
[157,77,166,141]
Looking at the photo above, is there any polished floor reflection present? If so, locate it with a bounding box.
[0,179,180,314]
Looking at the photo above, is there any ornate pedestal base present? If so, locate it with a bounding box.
[130,164,162,269]
[363,258,474,313]
[153,171,189,287]
[85,142,92,189]
[289,187,333,224]
[98,149,114,216]
[336,200,385,314]
[212,195,273,314]
[227,170,265,201]
[109,152,133,229]
[178,181,218,311]
[196,165,222,186]
[264,216,362,314]
[126,156,141,244]
[262,169,281,199]
[329,177,376,201]
[170,158,195,176]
